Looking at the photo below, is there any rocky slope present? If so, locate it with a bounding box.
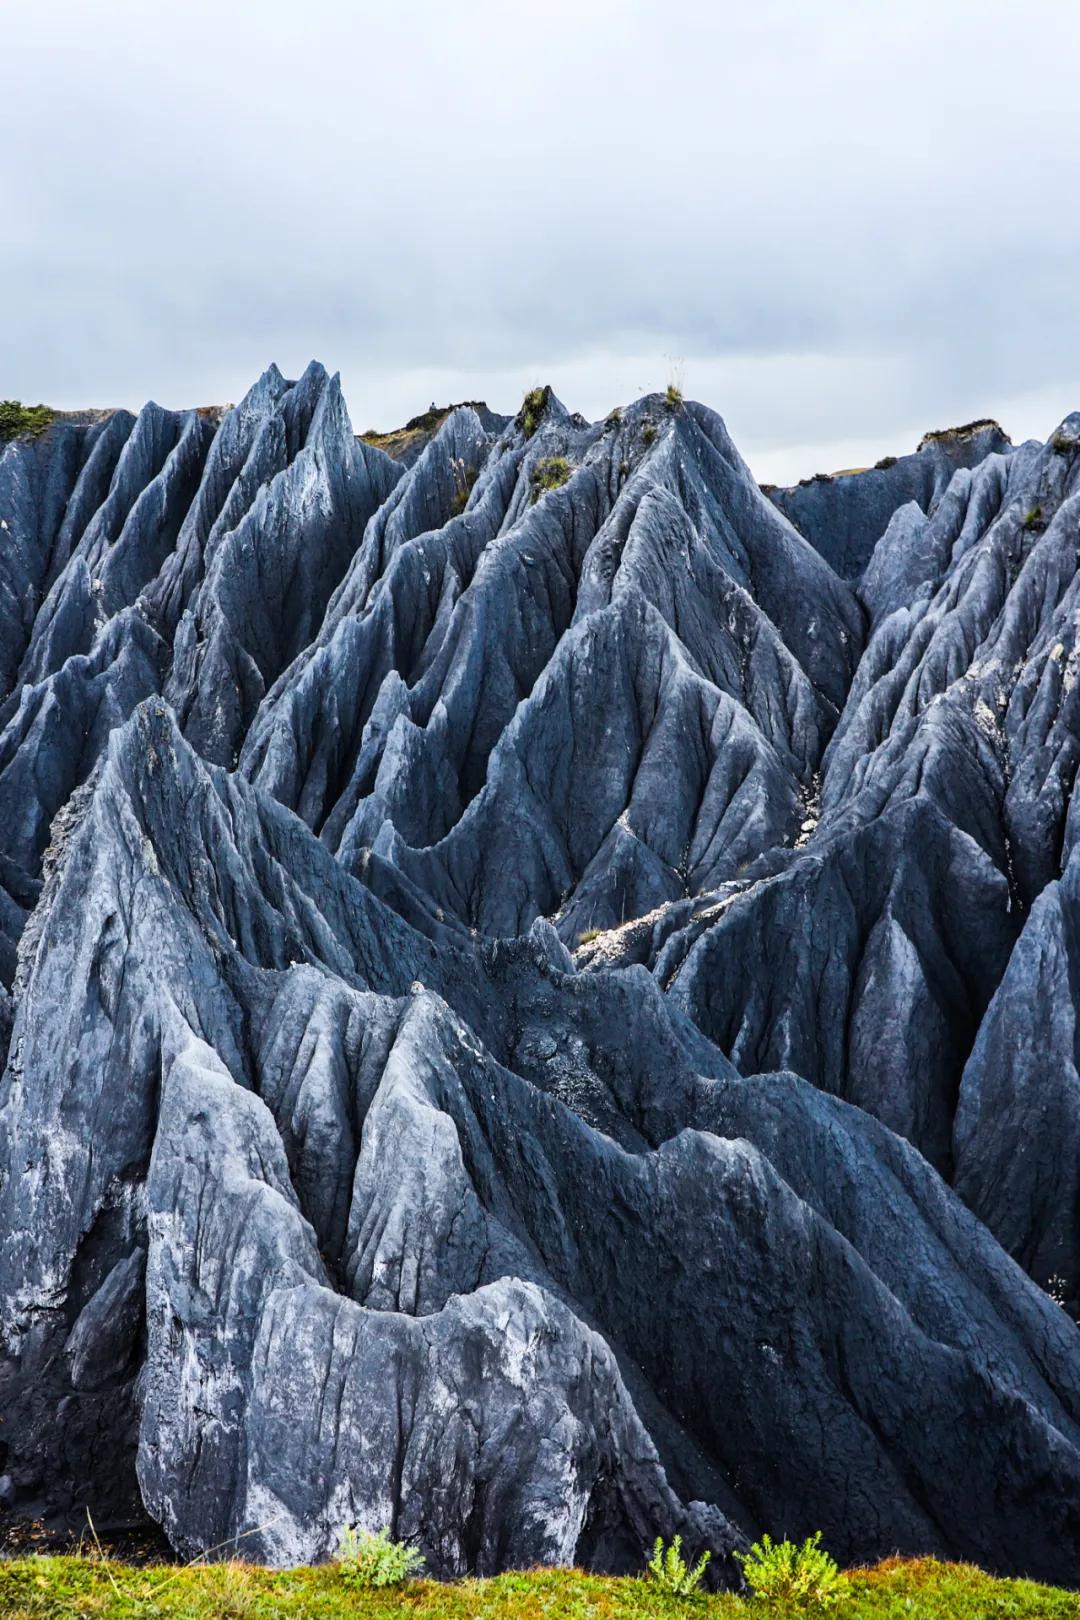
[1,366,1079,1582]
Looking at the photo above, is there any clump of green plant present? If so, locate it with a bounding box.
[335,1525,425,1588]
[874,453,898,470]
[520,386,548,438]
[605,406,623,430]
[578,927,601,945]
[641,421,657,447]
[449,458,478,516]
[646,1534,710,1596]
[530,454,572,502]
[736,1531,845,1607]
[1052,431,1075,454]
[0,400,58,441]
[1023,502,1045,531]
[665,381,683,410]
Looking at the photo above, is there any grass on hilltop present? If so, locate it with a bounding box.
[360,402,489,462]
[0,1555,1077,1619]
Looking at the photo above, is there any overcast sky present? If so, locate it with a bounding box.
[4,0,1079,482]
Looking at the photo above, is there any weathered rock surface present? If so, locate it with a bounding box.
[1,373,1079,1582]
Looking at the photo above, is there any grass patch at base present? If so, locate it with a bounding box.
[0,1556,1077,1619]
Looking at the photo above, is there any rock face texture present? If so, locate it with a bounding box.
[1,369,1080,1582]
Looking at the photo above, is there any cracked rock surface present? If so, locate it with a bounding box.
[1,370,1080,1582]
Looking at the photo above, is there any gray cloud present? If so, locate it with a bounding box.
[4,0,1078,480]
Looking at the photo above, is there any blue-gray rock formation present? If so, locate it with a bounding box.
[1,369,1079,1583]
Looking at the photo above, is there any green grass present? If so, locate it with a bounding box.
[0,400,58,441]
[520,388,548,438]
[0,1556,1076,1620]
[530,455,572,502]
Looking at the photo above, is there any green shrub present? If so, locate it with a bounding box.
[736,1531,844,1607]
[1052,432,1075,454]
[578,927,601,944]
[0,400,57,441]
[530,455,572,502]
[646,1534,710,1596]
[520,386,548,438]
[665,382,683,410]
[335,1525,425,1588]
[1023,503,1045,531]
[642,422,657,447]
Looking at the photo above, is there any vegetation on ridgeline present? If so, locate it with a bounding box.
[519,387,548,438]
[916,418,1003,451]
[360,402,489,461]
[1,1554,1078,1619]
[0,400,58,441]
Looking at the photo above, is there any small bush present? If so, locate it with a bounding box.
[335,1525,425,1588]
[1052,431,1075,454]
[646,1534,710,1596]
[665,381,683,410]
[0,400,57,441]
[520,387,547,438]
[736,1531,844,1607]
[642,422,657,447]
[874,454,898,470]
[530,455,572,502]
[1023,503,1045,531]
[578,927,601,945]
